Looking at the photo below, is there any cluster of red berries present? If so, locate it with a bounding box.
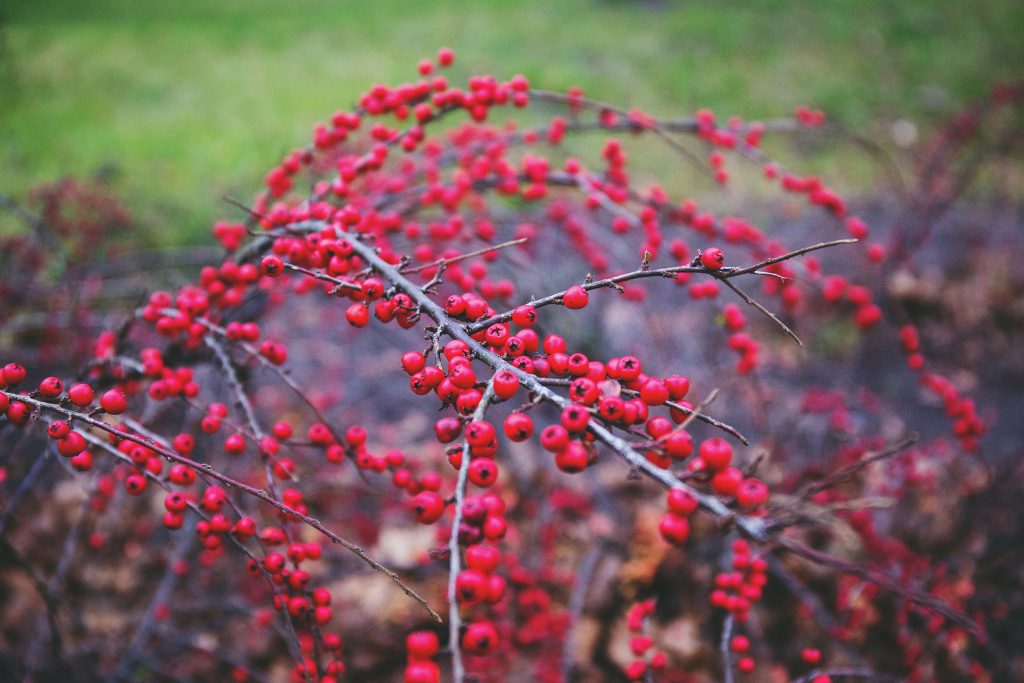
[623,599,667,680]
[710,540,768,622]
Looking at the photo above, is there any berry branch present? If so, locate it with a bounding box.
[0,389,441,623]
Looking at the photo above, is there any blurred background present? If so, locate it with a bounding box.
[2,0,1022,246]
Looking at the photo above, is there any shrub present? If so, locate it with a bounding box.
[2,51,1017,683]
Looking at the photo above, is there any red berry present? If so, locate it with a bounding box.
[361,277,384,300]
[401,351,426,375]
[462,621,498,654]
[658,513,690,545]
[455,568,487,605]
[224,433,246,455]
[563,285,589,310]
[511,305,537,328]
[288,596,310,618]
[640,378,669,406]
[731,635,750,653]
[48,420,71,439]
[492,369,520,399]
[434,417,463,444]
[699,438,733,471]
[100,389,127,414]
[404,662,440,683]
[57,431,87,457]
[5,400,31,425]
[169,464,196,486]
[700,247,725,270]
[540,424,570,452]
[555,442,589,473]
[411,491,445,524]
[466,544,501,573]
[663,374,690,400]
[560,404,591,433]
[164,491,189,513]
[38,376,63,398]
[437,47,454,67]
[666,488,699,516]
[711,466,743,496]
[70,451,93,471]
[485,323,509,347]
[406,630,440,659]
[345,304,369,327]
[2,363,27,385]
[260,255,284,277]
[665,431,693,459]
[67,383,95,407]
[468,458,498,487]
[125,473,148,495]
[735,478,769,508]
[503,412,533,442]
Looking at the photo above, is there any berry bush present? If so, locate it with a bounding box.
[1,52,1021,683]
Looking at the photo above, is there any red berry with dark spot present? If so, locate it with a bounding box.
[468,459,498,487]
[700,247,725,270]
[455,568,487,605]
[462,621,498,654]
[492,369,520,399]
[48,420,71,439]
[38,376,63,398]
[563,285,589,310]
[503,412,533,442]
[411,491,445,524]
[260,255,284,277]
[560,404,590,432]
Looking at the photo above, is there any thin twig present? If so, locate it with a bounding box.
[718,276,802,346]
[465,238,858,334]
[282,262,361,291]
[448,382,497,683]
[776,536,978,635]
[799,435,919,498]
[721,614,735,683]
[401,238,528,275]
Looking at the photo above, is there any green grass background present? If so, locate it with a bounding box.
[2,0,1021,245]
